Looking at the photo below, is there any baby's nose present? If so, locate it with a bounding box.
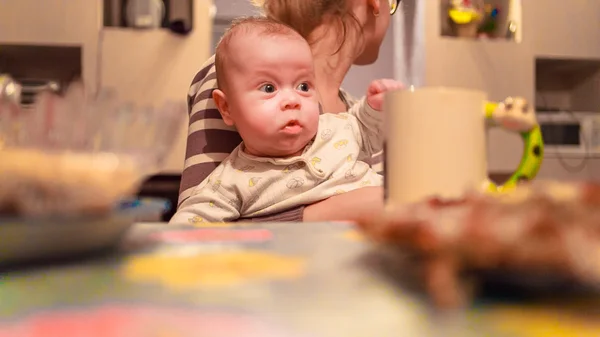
[283,100,300,110]
[281,93,301,110]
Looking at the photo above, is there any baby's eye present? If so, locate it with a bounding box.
[259,84,276,93]
[297,82,310,92]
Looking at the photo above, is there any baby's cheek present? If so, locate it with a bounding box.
[305,102,321,124]
[307,105,319,129]
[250,119,279,139]
[307,113,320,132]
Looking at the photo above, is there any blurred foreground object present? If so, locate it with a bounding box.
[0,74,22,105]
[0,82,185,217]
[358,180,600,309]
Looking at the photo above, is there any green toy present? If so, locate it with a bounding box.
[483,97,544,193]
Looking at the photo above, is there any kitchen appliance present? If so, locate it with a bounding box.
[537,111,600,157]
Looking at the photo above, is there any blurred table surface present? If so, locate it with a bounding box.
[0,221,599,337]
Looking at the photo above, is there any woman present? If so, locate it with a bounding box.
[178,0,400,222]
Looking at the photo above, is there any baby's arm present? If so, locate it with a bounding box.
[348,79,404,158]
[169,181,241,225]
[348,98,385,158]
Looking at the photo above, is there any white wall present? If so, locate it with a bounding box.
[213,0,258,17]
[392,0,425,87]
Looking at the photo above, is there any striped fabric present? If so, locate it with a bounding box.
[179,56,239,205]
[178,55,384,221]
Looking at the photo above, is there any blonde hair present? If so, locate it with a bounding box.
[214,16,303,90]
[251,0,362,54]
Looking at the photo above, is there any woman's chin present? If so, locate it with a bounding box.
[353,50,380,66]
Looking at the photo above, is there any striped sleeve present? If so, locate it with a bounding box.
[178,55,242,206]
[177,55,306,221]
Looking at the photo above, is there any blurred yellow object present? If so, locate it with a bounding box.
[483,305,600,337]
[342,229,365,242]
[449,9,480,24]
[122,250,306,291]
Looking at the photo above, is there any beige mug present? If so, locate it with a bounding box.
[383,87,544,206]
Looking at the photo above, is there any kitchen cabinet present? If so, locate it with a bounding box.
[0,0,212,174]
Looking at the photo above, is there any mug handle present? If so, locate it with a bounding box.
[482,97,544,193]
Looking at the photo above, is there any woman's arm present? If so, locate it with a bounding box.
[237,206,305,222]
[238,187,384,223]
[238,187,383,223]
[303,186,384,223]
[178,56,241,205]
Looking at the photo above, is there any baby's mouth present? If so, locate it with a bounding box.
[283,120,300,128]
[281,120,302,133]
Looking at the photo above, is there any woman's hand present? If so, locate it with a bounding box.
[303,186,384,223]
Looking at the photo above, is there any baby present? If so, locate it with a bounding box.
[170,17,403,225]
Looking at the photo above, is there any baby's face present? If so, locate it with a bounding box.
[222,34,320,157]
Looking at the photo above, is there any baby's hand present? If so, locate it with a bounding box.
[366,79,405,111]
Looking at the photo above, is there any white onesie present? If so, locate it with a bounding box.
[170,98,384,225]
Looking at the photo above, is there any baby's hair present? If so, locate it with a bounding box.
[214,16,304,90]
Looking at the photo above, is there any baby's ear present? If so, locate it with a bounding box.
[212,89,234,126]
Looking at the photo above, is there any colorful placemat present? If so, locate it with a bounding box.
[0,305,297,337]
[121,250,306,291]
[149,229,274,244]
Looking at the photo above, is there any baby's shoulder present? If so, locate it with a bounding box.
[193,151,252,198]
[197,149,242,183]
[319,112,357,123]
[318,113,359,137]
[315,114,361,150]
[318,112,359,134]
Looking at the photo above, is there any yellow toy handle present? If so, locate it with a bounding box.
[483,98,544,193]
